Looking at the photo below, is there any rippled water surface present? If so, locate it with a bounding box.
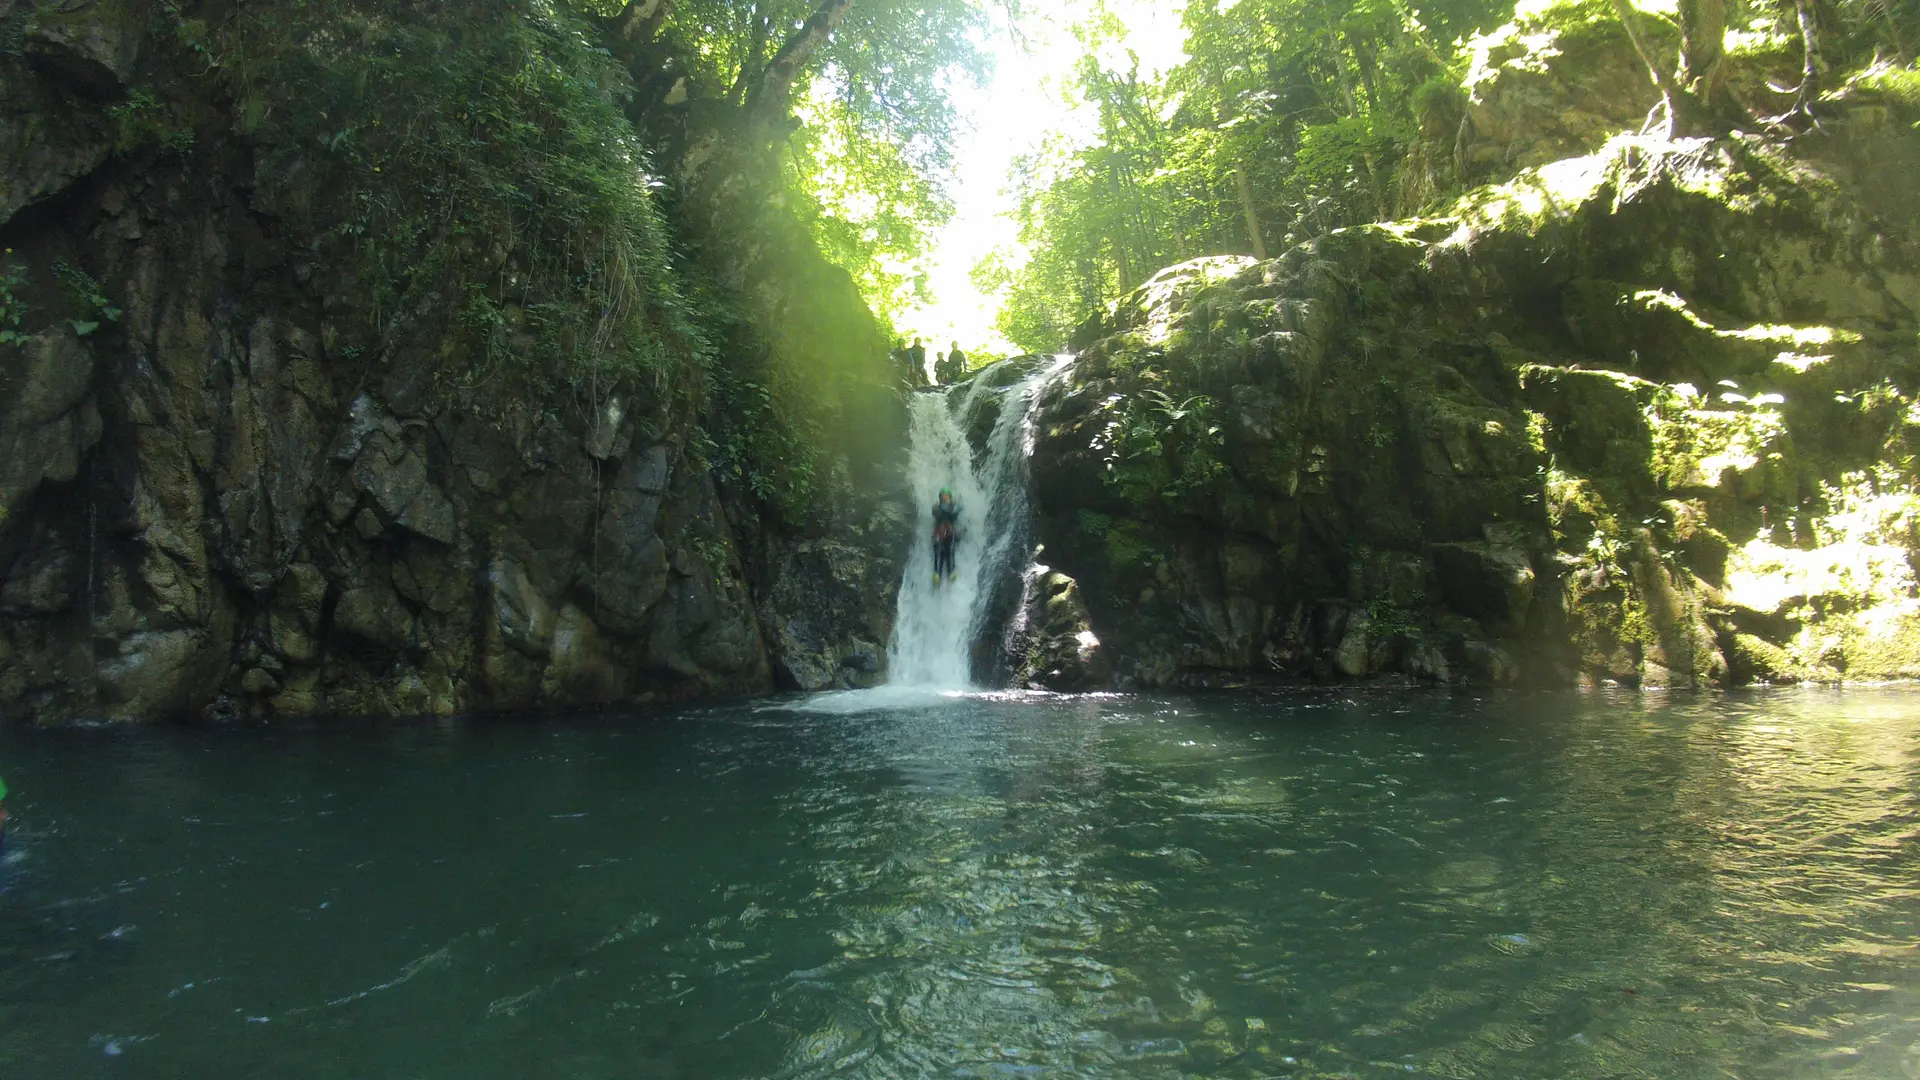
[3,688,1919,1078]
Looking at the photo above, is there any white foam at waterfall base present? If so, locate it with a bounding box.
[886,357,1074,689]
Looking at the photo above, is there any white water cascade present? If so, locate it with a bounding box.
[887,357,1074,689]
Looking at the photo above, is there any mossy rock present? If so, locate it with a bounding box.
[1031,110,1920,690]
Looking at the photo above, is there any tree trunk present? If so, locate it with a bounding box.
[746,0,857,125]
[1113,161,1143,291]
[1234,161,1268,261]
[1349,36,1381,114]
[729,10,773,103]
[1677,0,1727,109]
[1788,0,1824,122]
[613,0,672,45]
[1331,51,1389,220]
[1606,0,1687,135]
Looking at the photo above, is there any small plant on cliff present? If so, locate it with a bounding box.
[1092,387,1228,507]
[686,534,732,574]
[53,261,121,337]
[197,0,707,402]
[106,89,194,154]
[709,368,821,519]
[1365,600,1418,640]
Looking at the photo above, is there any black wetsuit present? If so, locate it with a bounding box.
[932,501,959,577]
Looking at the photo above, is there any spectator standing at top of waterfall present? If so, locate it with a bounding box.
[907,339,928,388]
[940,342,967,384]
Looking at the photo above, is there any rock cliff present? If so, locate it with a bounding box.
[1012,85,1920,689]
[0,0,906,722]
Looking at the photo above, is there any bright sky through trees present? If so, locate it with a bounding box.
[894,0,1190,356]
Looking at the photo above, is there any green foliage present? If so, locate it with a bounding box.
[787,100,951,327]
[54,261,121,337]
[1410,73,1468,127]
[1853,61,1920,108]
[0,251,26,347]
[106,89,194,154]
[199,0,705,394]
[0,250,107,347]
[1091,385,1229,507]
[622,0,989,324]
[626,0,987,153]
[708,362,822,519]
[1365,598,1418,638]
[582,0,995,499]
[984,0,1512,353]
[1834,0,1919,65]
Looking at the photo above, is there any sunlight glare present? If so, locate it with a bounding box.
[897,0,1190,357]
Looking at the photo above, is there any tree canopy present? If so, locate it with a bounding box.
[979,0,1515,353]
[978,0,1915,354]
[591,0,994,325]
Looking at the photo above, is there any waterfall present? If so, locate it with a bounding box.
[887,356,1074,689]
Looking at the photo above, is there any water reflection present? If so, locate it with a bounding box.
[0,689,1916,1078]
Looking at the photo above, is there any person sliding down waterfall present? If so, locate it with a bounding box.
[931,488,960,585]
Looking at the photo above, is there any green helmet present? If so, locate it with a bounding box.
[939,487,953,498]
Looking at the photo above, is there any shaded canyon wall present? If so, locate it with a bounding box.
[0,0,909,722]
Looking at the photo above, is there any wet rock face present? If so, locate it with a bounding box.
[1019,112,1920,690]
[0,218,781,720]
[747,531,901,692]
[0,1,902,722]
[1022,248,1556,689]
[0,1,134,225]
[0,333,102,519]
[1006,566,1110,692]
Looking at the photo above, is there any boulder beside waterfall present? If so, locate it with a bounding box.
[1005,563,1110,692]
[1003,104,1920,689]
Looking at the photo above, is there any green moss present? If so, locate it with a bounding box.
[1105,520,1158,573]
[1646,398,1788,495]
[1834,615,1920,679]
[106,89,194,154]
[1618,595,1655,648]
[1727,632,1805,683]
[1851,63,1920,109]
[208,0,706,393]
[1365,600,1418,640]
[1461,0,1666,101]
